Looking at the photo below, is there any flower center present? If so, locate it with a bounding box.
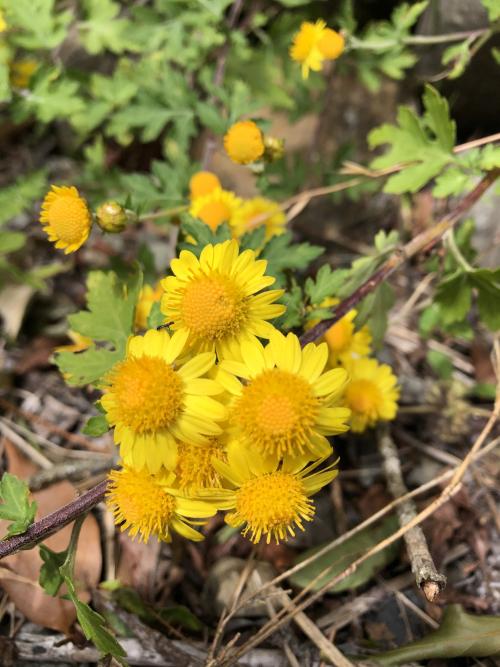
[107,467,177,542]
[234,369,318,457]
[345,379,380,416]
[180,273,247,341]
[324,317,353,354]
[110,355,184,433]
[235,471,314,543]
[175,441,225,491]
[197,201,231,231]
[47,196,90,244]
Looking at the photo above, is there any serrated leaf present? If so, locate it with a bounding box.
[479,144,500,170]
[371,605,500,665]
[274,283,303,330]
[39,545,68,596]
[55,268,142,386]
[305,264,349,305]
[239,226,266,252]
[79,0,131,55]
[481,0,500,20]
[369,85,455,194]
[0,472,37,537]
[260,232,323,279]
[0,170,47,227]
[391,1,428,30]
[435,270,472,325]
[6,0,71,49]
[82,415,109,437]
[433,167,472,197]
[469,268,500,331]
[178,217,232,256]
[290,516,400,593]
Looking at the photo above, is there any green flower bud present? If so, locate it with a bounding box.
[95,201,128,233]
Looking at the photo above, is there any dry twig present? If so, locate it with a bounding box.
[378,425,446,602]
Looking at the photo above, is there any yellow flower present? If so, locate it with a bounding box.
[134,282,164,331]
[232,197,286,241]
[10,59,38,88]
[101,329,227,473]
[307,297,372,365]
[39,185,92,254]
[189,187,242,232]
[221,330,351,461]
[175,439,226,492]
[342,357,400,433]
[189,171,221,200]
[198,446,338,544]
[224,120,265,165]
[0,10,7,32]
[290,20,345,79]
[161,240,285,360]
[107,466,216,543]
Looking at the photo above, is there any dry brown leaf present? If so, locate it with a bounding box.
[116,532,161,600]
[0,439,102,633]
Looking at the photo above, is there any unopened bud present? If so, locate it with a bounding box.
[263,136,285,163]
[95,201,128,233]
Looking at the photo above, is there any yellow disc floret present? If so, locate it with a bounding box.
[189,188,242,232]
[196,448,339,544]
[231,197,286,241]
[222,330,351,460]
[101,329,227,472]
[342,357,400,433]
[290,20,344,79]
[224,120,265,165]
[189,171,221,199]
[161,240,285,359]
[107,466,217,543]
[39,185,92,254]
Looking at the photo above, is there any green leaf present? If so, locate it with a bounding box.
[0,472,37,538]
[433,167,471,197]
[479,144,500,170]
[391,1,429,30]
[5,0,71,49]
[469,268,500,331]
[481,0,500,20]
[0,231,25,255]
[196,101,226,134]
[178,217,232,256]
[159,606,203,632]
[239,226,266,252]
[435,270,472,325]
[0,170,47,227]
[260,232,323,280]
[357,282,395,348]
[55,268,142,386]
[369,85,455,194]
[371,605,500,664]
[427,349,454,380]
[146,301,166,329]
[39,545,68,596]
[289,516,400,593]
[305,265,349,306]
[22,72,85,123]
[82,415,109,437]
[275,283,303,330]
[79,0,131,54]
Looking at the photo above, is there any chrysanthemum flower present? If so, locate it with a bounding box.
[101,329,227,472]
[175,439,226,492]
[307,297,372,366]
[342,357,400,433]
[107,466,216,543]
[161,240,285,360]
[189,171,221,200]
[189,188,242,232]
[221,331,351,461]
[232,197,286,241]
[290,20,345,79]
[134,282,164,330]
[224,121,265,165]
[39,185,92,254]
[198,447,338,544]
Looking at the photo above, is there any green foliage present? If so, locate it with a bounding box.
[55,268,143,386]
[304,265,349,306]
[259,232,324,286]
[178,217,232,256]
[343,2,429,91]
[290,516,400,593]
[82,415,110,437]
[481,0,500,21]
[0,170,47,227]
[0,473,37,538]
[371,605,500,664]
[369,85,455,194]
[39,545,67,596]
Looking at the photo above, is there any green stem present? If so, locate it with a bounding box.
[444,229,474,272]
[348,28,489,51]
[59,514,86,580]
[138,205,188,222]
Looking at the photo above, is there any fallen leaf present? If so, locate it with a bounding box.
[116,532,161,601]
[289,516,400,593]
[0,284,34,339]
[370,605,500,664]
[0,440,102,633]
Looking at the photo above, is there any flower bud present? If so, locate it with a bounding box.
[263,136,285,163]
[95,201,128,233]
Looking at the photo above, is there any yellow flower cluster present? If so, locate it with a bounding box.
[103,239,353,545]
[306,298,399,433]
[188,170,286,242]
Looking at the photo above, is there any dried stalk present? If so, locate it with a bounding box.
[378,425,446,602]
